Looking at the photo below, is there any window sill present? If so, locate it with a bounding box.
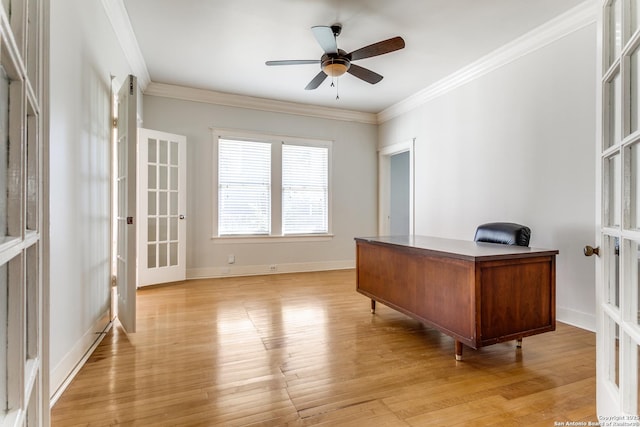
[211,234,334,244]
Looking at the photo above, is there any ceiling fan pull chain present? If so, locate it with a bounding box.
[336,77,340,100]
[330,57,335,88]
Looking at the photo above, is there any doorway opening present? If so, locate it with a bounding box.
[378,139,414,236]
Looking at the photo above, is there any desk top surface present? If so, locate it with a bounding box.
[355,235,558,261]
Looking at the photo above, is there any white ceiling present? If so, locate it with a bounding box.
[122,0,587,114]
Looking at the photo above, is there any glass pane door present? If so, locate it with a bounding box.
[137,129,187,287]
[0,0,45,424]
[598,0,640,416]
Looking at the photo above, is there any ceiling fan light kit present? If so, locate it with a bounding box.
[266,23,405,95]
[322,53,350,77]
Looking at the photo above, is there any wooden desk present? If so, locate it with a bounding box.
[355,236,558,360]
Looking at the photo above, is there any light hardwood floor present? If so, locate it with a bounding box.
[51,270,597,426]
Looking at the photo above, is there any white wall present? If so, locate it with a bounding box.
[49,0,133,396]
[142,95,378,277]
[379,25,597,330]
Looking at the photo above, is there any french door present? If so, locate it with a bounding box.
[115,75,138,333]
[597,0,640,416]
[0,0,45,424]
[137,129,186,287]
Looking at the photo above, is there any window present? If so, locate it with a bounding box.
[214,131,331,238]
[282,144,328,234]
[218,139,271,235]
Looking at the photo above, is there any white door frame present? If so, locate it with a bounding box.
[378,139,415,236]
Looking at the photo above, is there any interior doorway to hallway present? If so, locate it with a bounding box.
[378,139,414,236]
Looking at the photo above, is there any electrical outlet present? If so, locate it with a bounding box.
[269,264,277,272]
[228,254,235,264]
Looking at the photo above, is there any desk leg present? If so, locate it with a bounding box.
[516,338,523,348]
[455,341,463,361]
[370,299,376,314]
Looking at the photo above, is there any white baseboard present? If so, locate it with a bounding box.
[187,260,355,279]
[50,311,112,406]
[557,306,596,332]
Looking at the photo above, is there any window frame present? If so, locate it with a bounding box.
[212,129,333,243]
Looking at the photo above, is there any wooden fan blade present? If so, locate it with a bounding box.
[305,71,328,90]
[347,64,383,84]
[348,36,405,61]
[266,60,320,66]
[311,26,338,54]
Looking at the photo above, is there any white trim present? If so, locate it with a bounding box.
[379,141,413,156]
[100,0,151,90]
[212,234,334,244]
[211,127,334,146]
[378,139,415,236]
[145,82,378,125]
[556,306,596,332]
[187,261,354,280]
[377,0,597,123]
[42,0,51,422]
[100,0,593,125]
[212,129,333,238]
[49,312,111,405]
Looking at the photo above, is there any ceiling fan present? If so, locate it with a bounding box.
[266,24,405,90]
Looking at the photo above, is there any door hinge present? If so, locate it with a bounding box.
[129,75,134,95]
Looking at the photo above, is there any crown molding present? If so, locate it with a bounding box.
[144,82,379,125]
[377,0,596,124]
[102,0,593,125]
[101,0,151,90]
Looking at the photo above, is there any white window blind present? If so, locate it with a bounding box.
[282,144,328,234]
[218,139,271,235]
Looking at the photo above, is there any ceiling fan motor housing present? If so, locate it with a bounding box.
[321,49,350,77]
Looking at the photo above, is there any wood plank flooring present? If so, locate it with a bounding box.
[51,270,597,426]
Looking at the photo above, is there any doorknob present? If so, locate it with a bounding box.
[584,245,599,257]
[179,214,185,220]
